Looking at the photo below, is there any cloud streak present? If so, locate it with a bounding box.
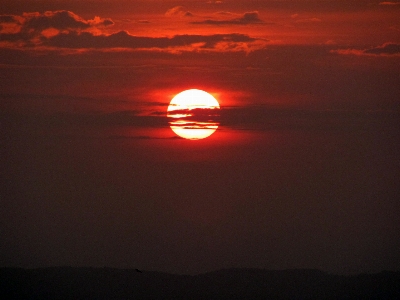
[379,1,400,5]
[43,31,261,52]
[192,11,266,25]
[331,43,400,56]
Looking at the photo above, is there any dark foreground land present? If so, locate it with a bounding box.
[1,267,399,299]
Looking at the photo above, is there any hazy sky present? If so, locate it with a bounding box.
[1,0,399,275]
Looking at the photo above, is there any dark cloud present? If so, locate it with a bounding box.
[0,32,28,43]
[1,110,167,130]
[0,15,20,23]
[107,135,179,140]
[0,11,114,43]
[365,42,400,55]
[168,108,220,117]
[183,12,194,17]
[331,42,400,56]
[22,11,91,32]
[0,10,265,52]
[193,11,265,25]
[241,11,263,23]
[43,31,258,51]
[99,18,114,26]
[219,105,400,131]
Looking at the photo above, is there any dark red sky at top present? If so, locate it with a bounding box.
[1,0,399,275]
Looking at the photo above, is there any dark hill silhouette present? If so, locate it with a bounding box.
[1,267,399,299]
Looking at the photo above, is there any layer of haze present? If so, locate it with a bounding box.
[1,0,399,275]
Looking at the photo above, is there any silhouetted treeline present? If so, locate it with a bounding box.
[1,267,399,299]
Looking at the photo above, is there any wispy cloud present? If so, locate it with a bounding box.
[165,6,194,18]
[192,11,266,25]
[379,1,400,5]
[331,42,400,56]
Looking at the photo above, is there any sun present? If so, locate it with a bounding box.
[167,89,220,140]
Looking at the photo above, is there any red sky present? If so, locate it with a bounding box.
[1,0,399,275]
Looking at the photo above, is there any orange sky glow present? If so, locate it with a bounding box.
[1,0,399,276]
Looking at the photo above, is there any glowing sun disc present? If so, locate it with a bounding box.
[167,89,220,140]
